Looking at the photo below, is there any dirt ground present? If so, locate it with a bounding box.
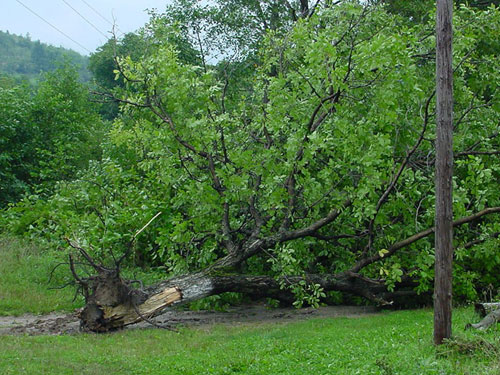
[0,305,378,336]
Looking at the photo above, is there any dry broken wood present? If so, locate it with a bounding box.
[100,287,181,328]
[474,302,500,317]
[467,309,500,331]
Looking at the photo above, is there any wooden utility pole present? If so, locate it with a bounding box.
[434,0,454,345]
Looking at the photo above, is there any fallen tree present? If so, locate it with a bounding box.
[69,207,500,332]
[35,2,497,332]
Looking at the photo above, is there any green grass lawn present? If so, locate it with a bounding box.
[0,309,499,374]
[0,236,499,374]
[0,236,82,315]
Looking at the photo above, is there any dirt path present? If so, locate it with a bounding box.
[0,305,379,336]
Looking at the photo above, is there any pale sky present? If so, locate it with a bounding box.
[1,0,173,55]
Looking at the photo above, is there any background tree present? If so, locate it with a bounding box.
[0,30,90,85]
[378,0,500,23]
[0,83,34,205]
[30,65,105,184]
[88,33,148,120]
[0,65,105,207]
[89,25,200,120]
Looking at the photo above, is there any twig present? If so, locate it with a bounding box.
[66,238,105,272]
[116,212,163,266]
[134,211,163,239]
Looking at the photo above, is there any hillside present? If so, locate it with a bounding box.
[0,30,90,83]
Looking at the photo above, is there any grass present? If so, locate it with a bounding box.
[0,236,82,315]
[0,308,499,374]
[0,236,499,374]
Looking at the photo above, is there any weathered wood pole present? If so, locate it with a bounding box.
[434,0,454,345]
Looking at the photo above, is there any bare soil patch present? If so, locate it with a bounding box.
[0,305,378,336]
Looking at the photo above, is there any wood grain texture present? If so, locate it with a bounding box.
[434,0,454,346]
[102,287,182,327]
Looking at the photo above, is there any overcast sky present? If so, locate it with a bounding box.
[1,0,173,55]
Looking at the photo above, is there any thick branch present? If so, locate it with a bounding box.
[456,150,500,157]
[349,206,500,273]
[281,199,352,242]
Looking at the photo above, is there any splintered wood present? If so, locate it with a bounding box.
[475,302,500,317]
[102,287,182,326]
[468,307,500,331]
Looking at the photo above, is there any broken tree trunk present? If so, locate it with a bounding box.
[474,302,500,317]
[467,306,500,331]
[78,271,398,332]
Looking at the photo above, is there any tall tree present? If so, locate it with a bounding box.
[434,0,454,345]
[0,66,105,207]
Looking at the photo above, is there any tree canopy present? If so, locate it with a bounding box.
[0,66,106,207]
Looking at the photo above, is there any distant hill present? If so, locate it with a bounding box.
[0,30,90,84]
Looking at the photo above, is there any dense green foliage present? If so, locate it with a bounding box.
[1,1,499,306]
[0,66,106,206]
[88,33,148,120]
[88,26,200,120]
[89,33,146,92]
[0,308,499,374]
[0,30,90,84]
